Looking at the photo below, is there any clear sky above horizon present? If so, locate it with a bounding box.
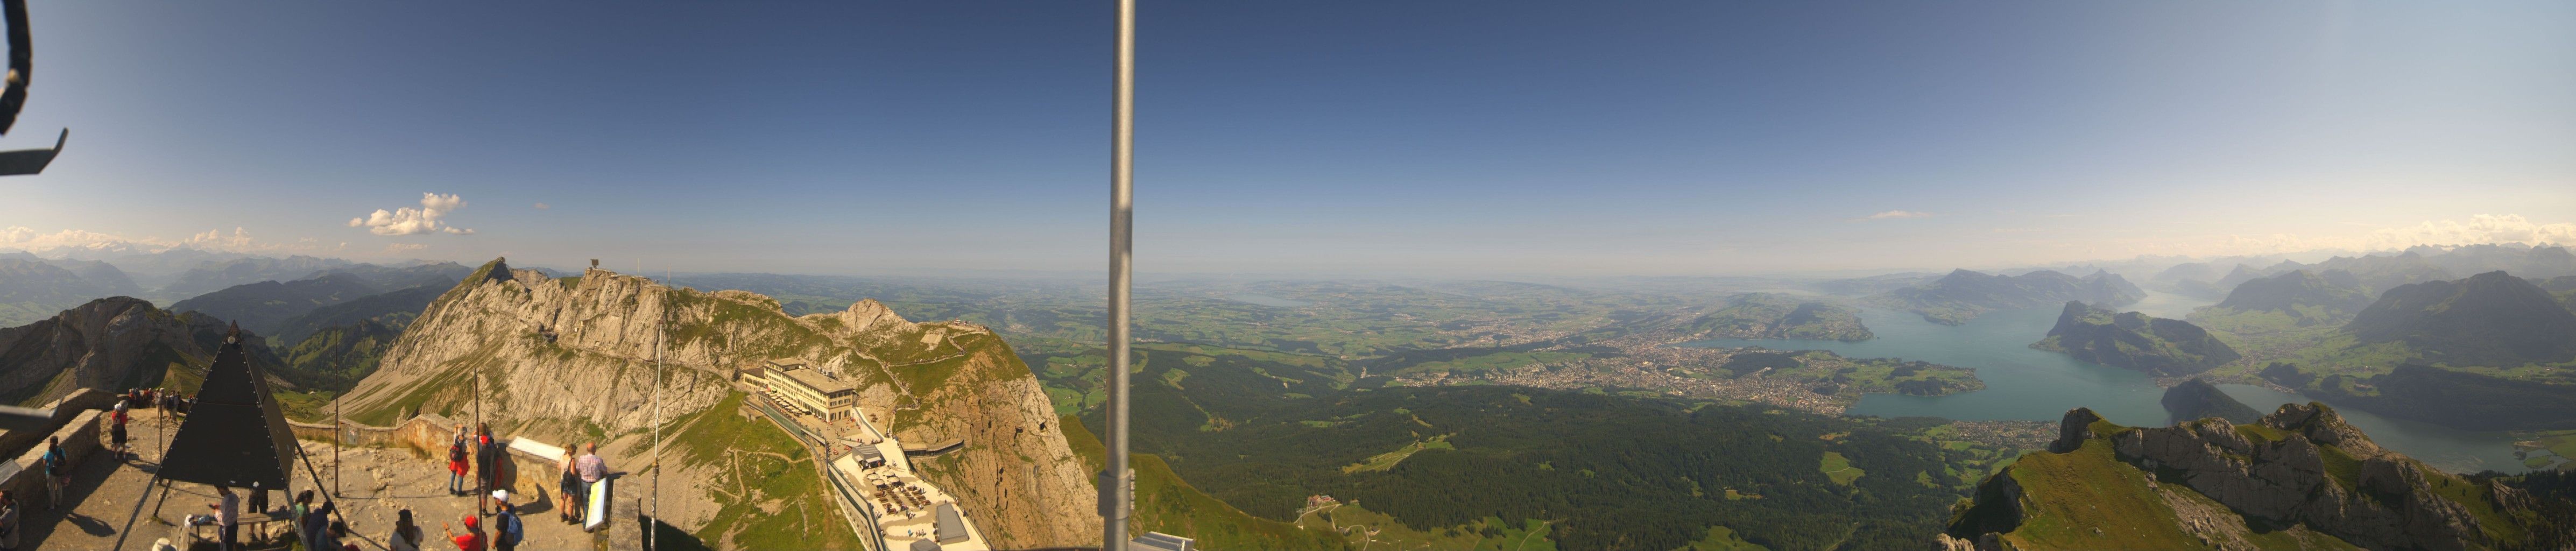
[3,1,2573,277]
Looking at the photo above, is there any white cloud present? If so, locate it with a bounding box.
[0,225,329,256]
[350,193,475,236]
[384,243,429,253]
[185,227,258,250]
[1853,210,1932,221]
[532,202,550,210]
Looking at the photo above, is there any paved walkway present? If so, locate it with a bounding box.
[30,409,603,550]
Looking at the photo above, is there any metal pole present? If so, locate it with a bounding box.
[1102,0,1135,548]
[651,268,666,551]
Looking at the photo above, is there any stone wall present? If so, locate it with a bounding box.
[0,388,120,460]
[0,409,101,500]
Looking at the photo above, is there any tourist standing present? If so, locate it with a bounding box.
[448,426,472,496]
[213,485,240,551]
[490,490,523,551]
[110,401,131,460]
[389,509,424,551]
[474,423,497,515]
[574,442,606,526]
[557,449,582,524]
[246,482,269,515]
[39,437,64,511]
[442,514,485,551]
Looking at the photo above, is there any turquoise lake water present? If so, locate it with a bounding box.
[1676,291,2530,474]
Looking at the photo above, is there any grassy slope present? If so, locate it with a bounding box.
[1062,415,1352,550]
[666,392,865,550]
[1999,423,2206,550]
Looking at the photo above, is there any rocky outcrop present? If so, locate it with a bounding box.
[2049,407,2101,453]
[0,296,281,404]
[2161,378,2261,425]
[334,258,1101,548]
[2110,403,2489,550]
[1952,402,2576,550]
[2034,302,2240,375]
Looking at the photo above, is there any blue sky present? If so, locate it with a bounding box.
[3,1,2572,276]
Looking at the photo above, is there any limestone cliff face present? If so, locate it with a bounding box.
[0,296,278,404]
[1953,402,2575,550]
[2108,404,2496,550]
[336,258,1101,548]
[2107,404,2513,550]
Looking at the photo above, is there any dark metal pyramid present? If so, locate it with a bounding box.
[157,324,298,490]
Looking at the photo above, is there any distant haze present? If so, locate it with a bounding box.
[3,2,2571,277]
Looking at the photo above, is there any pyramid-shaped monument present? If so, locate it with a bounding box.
[158,323,299,490]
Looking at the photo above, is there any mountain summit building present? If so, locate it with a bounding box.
[750,361,856,421]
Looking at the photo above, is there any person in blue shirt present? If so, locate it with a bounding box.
[39,437,63,511]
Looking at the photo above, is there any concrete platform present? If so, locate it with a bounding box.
[28,409,610,550]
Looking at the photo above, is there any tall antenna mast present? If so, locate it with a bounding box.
[650,265,666,550]
[1102,0,1137,548]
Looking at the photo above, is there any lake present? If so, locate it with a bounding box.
[1676,291,2530,474]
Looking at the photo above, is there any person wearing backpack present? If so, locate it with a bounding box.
[489,490,523,551]
[39,438,63,511]
[447,426,471,496]
[110,402,131,461]
[472,423,497,516]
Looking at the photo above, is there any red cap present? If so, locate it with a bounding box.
[463,515,479,529]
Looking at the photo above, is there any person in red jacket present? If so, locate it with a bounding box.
[447,426,471,496]
[441,514,483,551]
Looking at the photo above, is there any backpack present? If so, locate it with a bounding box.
[450,439,468,463]
[496,510,523,546]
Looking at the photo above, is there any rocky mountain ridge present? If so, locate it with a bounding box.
[0,257,147,326]
[2344,271,2576,367]
[1946,404,2576,550]
[2205,269,2376,326]
[0,296,286,404]
[333,258,1101,548]
[1867,269,2144,325]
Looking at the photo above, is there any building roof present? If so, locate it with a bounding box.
[779,366,855,395]
[1134,532,1196,551]
[909,539,940,551]
[934,502,968,543]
